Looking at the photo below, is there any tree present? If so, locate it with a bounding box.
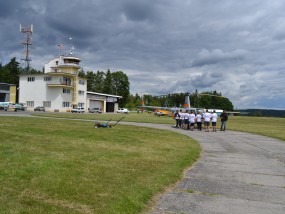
[111,71,130,107]
[78,68,86,78]
[86,71,96,91]
[103,69,113,94]
[94,71,105,92]
[1,58,20,86]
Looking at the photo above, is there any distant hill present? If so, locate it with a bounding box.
[238,109,285,117]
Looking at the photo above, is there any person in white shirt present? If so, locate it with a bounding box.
[189,110,196,131]
[196,111,203,131]
[184,110,190,130]
[203,109,211,132]
[211,110,218,132]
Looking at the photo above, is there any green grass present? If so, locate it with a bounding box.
[227,116,285,141]
[0,116,200,214]
[33,112,175,124]
[34,112,285,141]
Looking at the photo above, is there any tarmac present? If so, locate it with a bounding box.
[126,123,285,214]
[1,112,285,213]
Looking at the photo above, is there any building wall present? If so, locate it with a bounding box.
[19,74,87,112]
[77,78,87,108]
[0,83,16,103]
[9,85,16,103]
[19,75,48,109]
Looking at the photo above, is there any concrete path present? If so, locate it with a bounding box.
[126,123,285,214]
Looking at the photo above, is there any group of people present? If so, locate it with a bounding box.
[173,109,228,132]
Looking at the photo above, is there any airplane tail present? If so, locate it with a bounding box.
[183,95,190,109]
[141,97,145,111]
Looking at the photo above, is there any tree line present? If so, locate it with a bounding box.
[126,91,234,111]
[78,69,130,107]
[0,57,43,88]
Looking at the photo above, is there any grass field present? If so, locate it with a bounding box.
[0,116,200,214]
[35,112,285,141]
[33,111,175,124]
[227,116,285,141]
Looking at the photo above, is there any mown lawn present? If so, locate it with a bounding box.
[33,111,174,124]
[227,116,285,141]
[0,116,200,214]
[35,112,285,141]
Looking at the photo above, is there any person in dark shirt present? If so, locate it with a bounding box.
[174,110,180,128]
[220,110,228,131]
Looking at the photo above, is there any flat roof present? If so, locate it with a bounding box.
[0,82,16,86]
[87,91,122,98]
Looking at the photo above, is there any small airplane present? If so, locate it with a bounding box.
[141,94,204,116]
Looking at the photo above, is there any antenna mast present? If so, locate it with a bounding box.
[20,24,33,73]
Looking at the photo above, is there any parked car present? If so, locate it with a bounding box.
[15,103,25,111]
[34,106,45,112]
[117,108,129,114]
[88,107,102,113]
[71,107,85,113]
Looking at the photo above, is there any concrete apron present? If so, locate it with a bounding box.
[126,123,285,214]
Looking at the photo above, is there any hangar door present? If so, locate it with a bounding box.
[0,93,6,102]
[106,102,114,113]
[89,100,102,109]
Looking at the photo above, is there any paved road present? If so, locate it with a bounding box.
[1,112,285,213]
[128,123,285,214]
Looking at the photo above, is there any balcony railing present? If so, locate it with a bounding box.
[47,81,75,87]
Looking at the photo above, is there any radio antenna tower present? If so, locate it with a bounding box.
[20,24,33,73]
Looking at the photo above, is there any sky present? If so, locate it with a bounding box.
[1,0,285,110]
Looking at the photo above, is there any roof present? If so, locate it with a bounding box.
[87,91,122,98]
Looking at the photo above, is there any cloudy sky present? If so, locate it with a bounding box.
[1,0,285,109]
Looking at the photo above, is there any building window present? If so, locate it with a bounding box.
[78,103,84,107]
[78,90,84,95]
[27,101,34,107]
[44,76,52,81]
[62,102,70,107]
[63,88,70,94]
[62,77,71,85]
[79,79,85,85]
[27,77,35,82]
[43,101,51,108]
[0,84,10,91]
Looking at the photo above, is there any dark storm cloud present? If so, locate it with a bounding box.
[191,49,247,67]
[1,0,285,109]
[123,1,158,22]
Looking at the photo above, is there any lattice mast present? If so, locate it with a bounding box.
[20,24,33,72]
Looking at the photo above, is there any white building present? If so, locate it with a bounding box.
[19,55,121,112]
